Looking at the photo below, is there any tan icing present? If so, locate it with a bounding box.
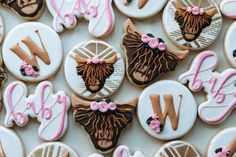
[0,142,6,157]
[138,0,148,9]
[228,137,236,157]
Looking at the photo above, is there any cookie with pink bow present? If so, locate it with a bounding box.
[122,19,189,87]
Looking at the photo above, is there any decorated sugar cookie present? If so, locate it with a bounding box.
[71,95,138,153]
[220,0,236,19]
[225,22,236,68]
[0,0,44,20]
[179,51,236,125]
[2,22,63,82]
[46,0,115,38]
[163,0,222,50]
[0,13,4,44]
[65,41,125,100]
[137,80,197,140]
[3,81,70,141]
[114,0,167,19]
[0,126,25,157]
[154,141,202,157]
[207,128,236,157]
[122,19,189,87]
[27,142,79,157]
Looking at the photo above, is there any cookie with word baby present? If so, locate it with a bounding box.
[46,0,115,38]
[27,142,79,157]
[114,0,167,19]
[2,22,63,82]
[179,51,236,125]
[3,81,70,141]
[0,0,44,20]
[137,80,197,140]
[0,126,25,157]
[122,19,189,87]
[207,128,236,157]
[163,0,222,50]
[65,41,125,100]
[0,13,4,44]
[71,95,138,153]
[220,0,236,19]
[154,141,202,157]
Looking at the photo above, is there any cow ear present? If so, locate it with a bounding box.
[205,8,216,17]
[71,94,91,108]
[75,54,87,63]
[124,18,141,35]
[174,0,186,14]
[104,54,117,64]
[115,97,138,107]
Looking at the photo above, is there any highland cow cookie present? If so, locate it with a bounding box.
[122,19,189,87]
[0,0,44,20]
[163,0,222,50]
[0,13,4,44]
[0,126,25,157]
[2,22,63,82]
[113,0,167,19]
[137,80,197,140]
[46,0,115,37]
[220,0,236,19]
[154,141,202,157]
[207,128,236,157]
[28,142,79,157]
[179,51,236,125]
[71,95,138,153]
[65,41,125,100]
[3,81,70,141]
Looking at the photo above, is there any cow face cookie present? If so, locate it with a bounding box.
[163,0,222,50]
[220,0,236,19]
[207,128,236,157]
[154,141,202,157]
[46,0,115,38]
[0,0,44,20]
[0,126,25,157]
[179,51,236,125]
[122,19,189,87]
[137,80,197,140]
[0,13,4,44]
[114,0,167,19]
[3,81,70,141]
[71,95,138,153]
[65,41,125,100]
[27,142,79,157]
[2,22,63,82]
[225,22,236,68]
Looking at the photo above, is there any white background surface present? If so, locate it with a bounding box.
[0,0,235,156]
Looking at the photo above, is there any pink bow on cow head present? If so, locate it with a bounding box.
[141,34,166,51]
[90,101,117,113]
[87,56,104,64]
[122,0,131,4]
[215,147,230,157]
[186,6,205,15]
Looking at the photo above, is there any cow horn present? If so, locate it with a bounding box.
[124,18,140,34]
[75,54,87,63]
[103,54,117,64]
[116,97,138,107]
[71,94,91,108]
[166,47,190,59]
[173,0,186,11]
[205,7,216,17]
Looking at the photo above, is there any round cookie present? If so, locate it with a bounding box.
[137,80,197,140]
[207,128,236,157]
[114,0,167,19]
[154,141,202,157]
[113,145,146,157]
[0,0,44,20]
[163,0,222,50]
[65,41,125,100]
[0,126,25,157]
[220,0,236,19]
[27,142,79,157]
[0,13,4,44]
[2,22,63,82]
[225,21,236,68]
[0,54,7,109]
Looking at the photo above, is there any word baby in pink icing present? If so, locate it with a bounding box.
[46,0,115,37]
[113,145,146,157]
[179,51,236,124]
[3,81,70,141]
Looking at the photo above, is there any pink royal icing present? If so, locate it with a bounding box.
[3,81,70,141]
[186,6,204,15]
[141,34,166,50]
[90,101,117,112]
[220,0,236,19]
[87,56,104,64]
[215,148,230,157]
[179,51,236,124]
[113,145,146,157]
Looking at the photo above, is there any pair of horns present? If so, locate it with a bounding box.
[75,54,117,64]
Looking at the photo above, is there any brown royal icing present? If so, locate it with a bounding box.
[0,55,7,107]
[0,0,44,20]
[71,95,138,152]
[0,142,6,157]
[174,0,216,42]
[138,0,148,9]
[122,19,189,87]
[75,52,117,93]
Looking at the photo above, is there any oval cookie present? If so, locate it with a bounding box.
[225,21,236,68]
[65,41,125,100]
[163,0,222,50]
[27,142,79,157]
[137,80,197,140]
[207,128,236,157]
[220,0,236,19]
[114,0,167,19]
[2,22,63,82]
[154,141,202,157]
[0,13,4,44]
[0,126,25,157]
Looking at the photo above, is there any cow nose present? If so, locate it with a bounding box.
[185,34,195,40]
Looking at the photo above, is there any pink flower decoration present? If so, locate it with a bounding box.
[108,102,117,111]
[25,66,34,76]
[215,148,230,157]
[186,6,205,15]
[186,7,192,13]
[148,38,159,49]
[141,34,152,43]
[87,56,103,64]
[21,61,28,69]
[158,42,166,51]
[199,8,204,15]
[98,102,110,113]
[192,6,201,15]
[122,0,129,4]
[90,101,117,112]
[90,101,99,111]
